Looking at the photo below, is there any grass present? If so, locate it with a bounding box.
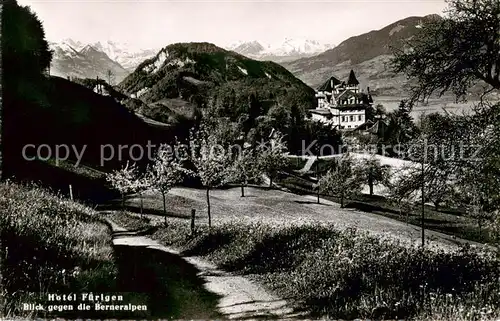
[0,181,148,319]
[114,212,500,320]
[276,173,496,245]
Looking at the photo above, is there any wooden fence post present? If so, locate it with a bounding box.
[191,209,196,236]
[69,184,74,201]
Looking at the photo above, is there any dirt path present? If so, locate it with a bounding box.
[105,217,301,320]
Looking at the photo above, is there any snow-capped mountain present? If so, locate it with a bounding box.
[48,41,130,84]
[226,38,335,62]
[89,41,160,72]
[60,38,85,51]
[232,41,265,56]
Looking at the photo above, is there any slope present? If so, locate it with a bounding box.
[3,76,174,182]
[282,15,442,96]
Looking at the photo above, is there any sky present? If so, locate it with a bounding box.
[18,0,448,50]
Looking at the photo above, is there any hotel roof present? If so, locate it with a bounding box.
[317,76,342,92]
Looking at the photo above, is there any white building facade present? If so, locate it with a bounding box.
[310,70,373,130]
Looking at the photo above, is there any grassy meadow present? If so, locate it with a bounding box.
[110,211,500,320]
[282,156,498,246]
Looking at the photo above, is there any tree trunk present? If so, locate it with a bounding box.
[121,193,125,212]
[269,176,273,189]
[206,187,211,228]
[162,192,167,223]
[241,184,245,197]
[368,174,374,195]
[140,192,144,218]
[340,195,344,208]
[316,156,320,204]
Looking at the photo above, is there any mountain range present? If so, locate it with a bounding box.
[226,38,335,62]
[50,15,456,101]
[87,41,160,72]
[49,41,131,84]
[281,15,443,97]
[48,38,332,82]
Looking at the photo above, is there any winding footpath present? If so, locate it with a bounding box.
[105,215,302,320]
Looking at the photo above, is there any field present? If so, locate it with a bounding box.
[117,185,493,251]
[282,153,500,245]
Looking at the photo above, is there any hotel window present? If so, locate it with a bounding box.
[350,115,354,122]
[342,116,346,122]
[358,115,362,121]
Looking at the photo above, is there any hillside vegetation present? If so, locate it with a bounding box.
[0,181,123,318]
[118,42,316,122]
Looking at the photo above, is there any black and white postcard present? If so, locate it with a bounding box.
[1,0,499,319]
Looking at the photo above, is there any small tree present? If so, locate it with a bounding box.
[258,131,288,189]
[357,154,391,195]
[228,146,262,197]
[189,125,233,228]
[487,210,500,246]
[456,178,496,235]
[106,69,115,86]
[149,144,185,223]
[319,154,363,208]
[106,161,137,211]
[387,167,420,224]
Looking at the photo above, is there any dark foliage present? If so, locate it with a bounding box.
[391,0,500,104]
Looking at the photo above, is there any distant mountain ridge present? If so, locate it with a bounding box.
[88,41,160,72]
[49,37,333,80]
[226,38,335,63]
[49,41,130,83]
[282,15,442,96]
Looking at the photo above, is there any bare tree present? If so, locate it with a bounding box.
[188,124,233,228]
[319,153,363,208]
[148,144,186,223]
[106,69,115,86]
